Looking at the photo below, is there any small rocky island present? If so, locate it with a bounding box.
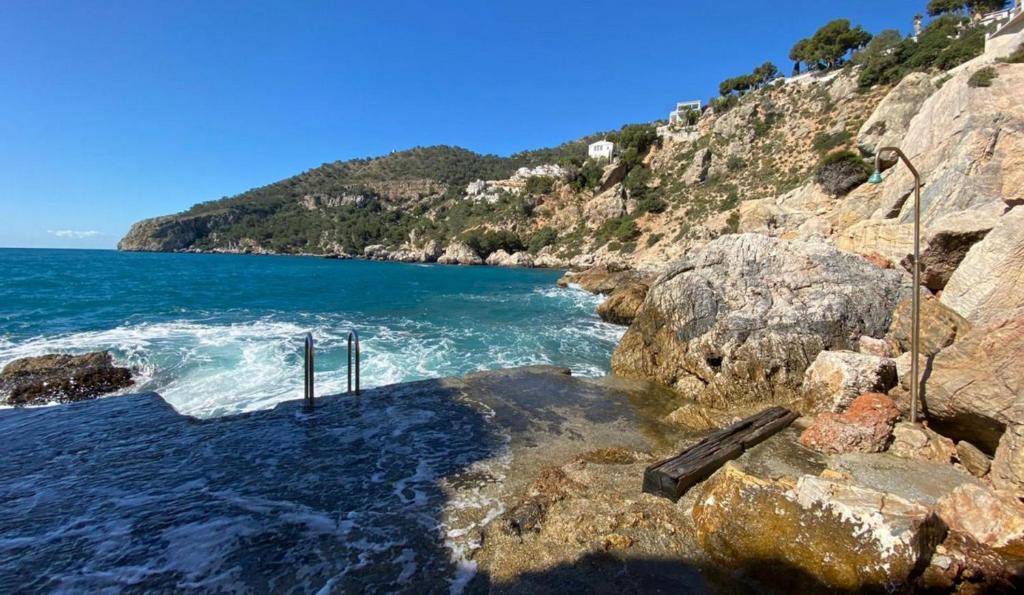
[0,351,134,406]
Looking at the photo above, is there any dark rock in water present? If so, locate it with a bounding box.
[0,351,134,406]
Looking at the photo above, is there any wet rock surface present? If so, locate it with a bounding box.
[0,351,134,406]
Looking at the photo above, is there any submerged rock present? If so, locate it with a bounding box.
[799,393,901,455]
[612,234,907,408]
[925,309,1024,452]
[1,351,134,406]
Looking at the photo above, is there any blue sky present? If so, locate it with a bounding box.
[1,0,926,249]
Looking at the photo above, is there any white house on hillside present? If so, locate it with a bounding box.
[668,100,702,125]
[588,140,614,161]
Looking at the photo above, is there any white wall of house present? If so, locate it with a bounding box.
[588,140,614,161]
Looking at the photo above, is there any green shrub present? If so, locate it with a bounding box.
[812,130,852,154]
[461,229,524,258]
[623,166,652,196]
[726,156,746,172]
[523,175,555,195]
[968,66,998,88]
[527,227,557,254]
[568,160,605,192]
[725,211,741,234]
[595,217,639,246]
[815,150,871,196]
[636,195,667,215]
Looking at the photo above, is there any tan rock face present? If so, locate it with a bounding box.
[887,296,972,357]
[436,241,482,265]
[612,234,907,407]
[956,440,991,478]
[889,422,956,464]
[992,425,1024,496]
[941,207,1024,324]
[936,484,1024,558]
[872,65,1024,228]
[925,309,1024,452]
[857,72,937,157]
[799,393,901,454]
[835,219,914,266]
[802,350,898,412]
[556,264,635,294]
[596,282,648,326]
[691,463,943,591]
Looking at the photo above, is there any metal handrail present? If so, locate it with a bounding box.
[347,329,361,395]
[302,329,360,410]
[303,333,315,410]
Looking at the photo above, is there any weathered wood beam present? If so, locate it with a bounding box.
[643,407,799,501]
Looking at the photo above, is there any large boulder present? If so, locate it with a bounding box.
[992,425,1024,496]
[1,352,134,406]
[925,309,1024,452]
[596,282,648,326]
[682,148,712,185]
[857,72,937,157]
[692,463,944,591]
[802,350,897,412]
[941,207,1024,324]
[871,65,1024,228]
[887,296,972,357]
[936,484,1024,558]
[437,242,483,265]
[611,234,907,407]
[799,392,901,454]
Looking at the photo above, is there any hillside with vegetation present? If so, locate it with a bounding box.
[120,0,1014,271]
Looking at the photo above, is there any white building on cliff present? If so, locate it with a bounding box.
[588,140,614,161]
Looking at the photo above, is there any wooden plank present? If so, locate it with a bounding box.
[642,407,799,501]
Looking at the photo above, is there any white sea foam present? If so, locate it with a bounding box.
[0,286,620,419]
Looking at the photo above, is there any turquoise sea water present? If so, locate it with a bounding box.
[0,248,622,417]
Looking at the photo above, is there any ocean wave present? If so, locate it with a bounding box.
[0,298,621,419]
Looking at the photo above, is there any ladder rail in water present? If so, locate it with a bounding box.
[303,333,315,409]
[302,329,360,410]
[347,329,361,395]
